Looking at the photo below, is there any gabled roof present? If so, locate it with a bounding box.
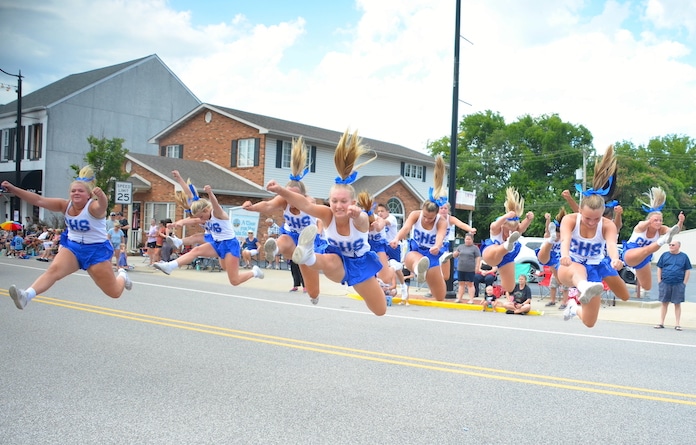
[149,103,436,165]
[126,174,151,193]
[0,54,198,115]
[127,153,272,199]
[351,175,425,203]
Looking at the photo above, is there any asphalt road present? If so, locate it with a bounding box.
[1,258,695,444]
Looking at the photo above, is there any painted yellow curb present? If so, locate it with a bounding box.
[347,293,543,316]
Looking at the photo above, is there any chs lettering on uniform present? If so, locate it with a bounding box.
[413,229,436,246]
[634,237,652,248]
[285,215,311,229]
[205,222,223,233]
[369,232,384,242]
[327,238,364,254]
[570,240,603,257]
[67,219,90,232]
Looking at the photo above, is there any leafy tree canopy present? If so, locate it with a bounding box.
[70,136,130,213]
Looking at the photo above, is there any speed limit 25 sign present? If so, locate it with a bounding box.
[114,181,132,204]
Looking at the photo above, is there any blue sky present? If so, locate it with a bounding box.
[1,0,695,153]
[166,0,362,69]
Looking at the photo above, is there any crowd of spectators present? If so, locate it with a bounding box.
[2,223,62,260]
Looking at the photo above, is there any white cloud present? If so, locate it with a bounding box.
[456,0,696,149]
[645,0,696,35]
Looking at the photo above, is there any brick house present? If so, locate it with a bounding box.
[128,103,437,246]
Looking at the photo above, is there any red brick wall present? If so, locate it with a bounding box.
[374,182,422,216]
[158,109,267,186]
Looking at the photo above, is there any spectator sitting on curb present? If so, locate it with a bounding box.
[501,274,532,314]
[10,231,27,258]
[481,285,503,312]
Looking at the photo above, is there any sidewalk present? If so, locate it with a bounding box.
[132,261,696,329]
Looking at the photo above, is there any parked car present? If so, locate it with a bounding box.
[616,245,637,285]
[516,237,637,285]
[514,236,543,283]
[460,236,543,283]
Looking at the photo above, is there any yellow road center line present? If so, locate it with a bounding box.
[3,294,692,406]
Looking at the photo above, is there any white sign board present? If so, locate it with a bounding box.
[114,181,132,204]
[227,207,260,237]
[455,189,476,210]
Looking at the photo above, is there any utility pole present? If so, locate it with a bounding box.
[0,68,23,222]
[445,0,462,296]
[448,0,461,211]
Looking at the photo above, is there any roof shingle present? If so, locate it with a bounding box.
[128,153,272,198]
[0,56,152,114]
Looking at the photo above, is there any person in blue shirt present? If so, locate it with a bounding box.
[11,231,25,257]
[655,240,692,331]
[241,230,260,268]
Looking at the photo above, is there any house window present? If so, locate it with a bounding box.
[144,202,177,228]
[1,129,9,162]
[275,139,316,174]
[2,128,17,161]
[7,127,16,161]
[387,197,405,229]
[162,144,183,158]
[237,138,255,167]
[280,140,292,168]
[403,163,424,180]
[27,124,43,160]
[230,138,260,168]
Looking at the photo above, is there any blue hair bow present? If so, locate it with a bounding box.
[575,176,613,197]
[364,202,377,216]
[188,183,200,202]
[335,171,358,185]
[75,176,95,182]
[289,168,309,182]
[642,203,664,213]
[553,219,560,227]
[506,216,520,222]
[605,200,619,208]
[428,187,448,207]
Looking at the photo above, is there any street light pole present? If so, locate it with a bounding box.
[448,0,460,210]
[0,68,23,222]
[445,0,462,296]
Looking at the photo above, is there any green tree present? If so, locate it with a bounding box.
[70,136,130,212]
[613,139,694,240]
[644,135,696,196]
[506,113,590,233]
[429,111,591,239]
[428,111,515,239]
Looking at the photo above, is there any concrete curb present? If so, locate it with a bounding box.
[347,292,544,316]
